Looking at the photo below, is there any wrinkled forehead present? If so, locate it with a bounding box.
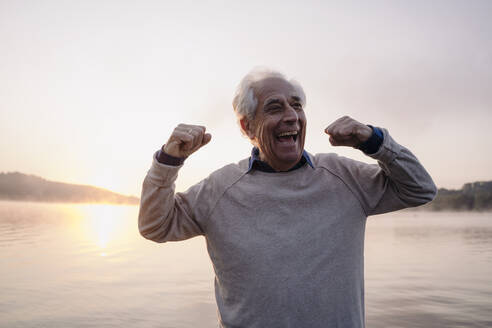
[252,77,299,105]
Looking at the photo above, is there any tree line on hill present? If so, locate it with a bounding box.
[420,181,492,211]
[0,172,139,205]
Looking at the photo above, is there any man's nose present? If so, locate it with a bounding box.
[283,105,299,123]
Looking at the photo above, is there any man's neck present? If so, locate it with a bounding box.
[250,147,308,173]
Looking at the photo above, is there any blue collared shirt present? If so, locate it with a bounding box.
[247,148,314,173]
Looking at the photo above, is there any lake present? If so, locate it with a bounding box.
[1,201,491,327]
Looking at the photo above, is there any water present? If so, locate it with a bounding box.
[0,201,491,327]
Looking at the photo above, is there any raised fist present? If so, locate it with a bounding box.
[324,116,372,148]
[163,124,212,158]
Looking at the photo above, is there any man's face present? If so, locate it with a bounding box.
[245,77,307,171]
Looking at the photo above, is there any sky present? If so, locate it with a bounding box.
[1,0,491,196]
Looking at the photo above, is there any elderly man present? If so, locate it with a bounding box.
[138,69,437,328]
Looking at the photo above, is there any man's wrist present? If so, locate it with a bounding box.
[356,125,384,154]
[157,146,187,166]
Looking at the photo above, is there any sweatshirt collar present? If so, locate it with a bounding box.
[247,147,314,173]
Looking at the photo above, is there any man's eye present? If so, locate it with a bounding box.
[293,103,303,109]
[267,106,282,112]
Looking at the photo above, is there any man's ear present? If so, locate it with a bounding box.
[240,117,255,139]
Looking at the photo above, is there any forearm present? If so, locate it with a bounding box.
[138,152,203,242]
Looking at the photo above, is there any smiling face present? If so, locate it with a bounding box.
[241,77,307,172]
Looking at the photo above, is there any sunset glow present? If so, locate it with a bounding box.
[68,204,137,255]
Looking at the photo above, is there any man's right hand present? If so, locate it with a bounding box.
[162,124,212,158]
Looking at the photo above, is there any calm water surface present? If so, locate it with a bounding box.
[1,201,491,327]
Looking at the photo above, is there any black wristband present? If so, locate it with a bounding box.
[157,147,187,166]
[356,125,384,154]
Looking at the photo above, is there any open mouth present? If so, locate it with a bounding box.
[276,130,298,142]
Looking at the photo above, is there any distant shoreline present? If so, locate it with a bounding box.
[0,172,139,206]
[1,172,491,210]
[418,181,492,212]
[0,198,139,206]
[403,206,492,213]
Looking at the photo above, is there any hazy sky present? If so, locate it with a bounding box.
[1,0,491,196]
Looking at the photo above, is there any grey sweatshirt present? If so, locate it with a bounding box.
[138,128,437,328]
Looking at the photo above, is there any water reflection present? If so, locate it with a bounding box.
[1,202,491,328]
[365,211,492,328]
[384,212,492,258]
[70,204,131,255]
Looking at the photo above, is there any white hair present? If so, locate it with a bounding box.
[232,68,306,124]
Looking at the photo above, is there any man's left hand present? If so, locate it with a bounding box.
[325,116,373,148]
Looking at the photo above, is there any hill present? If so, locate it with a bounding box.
[0,172,139,205]
[421,181,492,211]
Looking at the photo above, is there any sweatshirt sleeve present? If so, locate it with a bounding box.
[138,151,209,242]
[322,128,437,216]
